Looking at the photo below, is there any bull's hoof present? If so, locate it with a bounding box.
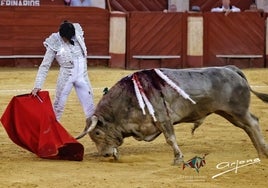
[191,127,196,136]
[173,156,184,165]
[259,147,268,158]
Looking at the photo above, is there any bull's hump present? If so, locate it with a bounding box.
[159,67,233,81]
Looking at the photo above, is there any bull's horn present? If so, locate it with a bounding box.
[76,115,98,140]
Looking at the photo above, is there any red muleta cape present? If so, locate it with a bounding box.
[0,91,84,161]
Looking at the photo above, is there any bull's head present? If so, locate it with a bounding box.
[76,115,122,160]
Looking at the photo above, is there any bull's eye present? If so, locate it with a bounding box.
[95,130,100,136]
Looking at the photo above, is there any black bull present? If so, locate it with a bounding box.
[77,66,268,164]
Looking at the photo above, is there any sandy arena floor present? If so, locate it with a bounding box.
[0,67,267,188]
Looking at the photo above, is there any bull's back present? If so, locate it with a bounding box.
[96,66,250,124]
[159,67,250,118]
[160,66,248,97]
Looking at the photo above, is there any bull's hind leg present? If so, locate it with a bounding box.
[218,111,268,157]
[155,121,184,165]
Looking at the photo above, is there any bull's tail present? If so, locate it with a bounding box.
[225,65,268,103]
[250,89,268,103]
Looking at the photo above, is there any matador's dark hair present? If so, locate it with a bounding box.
[59,20,75,45]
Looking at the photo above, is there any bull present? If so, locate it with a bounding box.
[77,66,268,164]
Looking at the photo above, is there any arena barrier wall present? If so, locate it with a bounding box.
[0,6,266,69]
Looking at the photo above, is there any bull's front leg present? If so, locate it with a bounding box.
[155,121,184,165]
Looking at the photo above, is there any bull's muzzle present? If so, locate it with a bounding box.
[113,148,119,160]
[103,148,119,160]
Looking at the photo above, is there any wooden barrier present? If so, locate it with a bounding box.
[127,12,185,69]
[204,12,265,68]
[132,55,181,68]
[0,6,110,67]
[216,55,263,67]
[0,6,266,69]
